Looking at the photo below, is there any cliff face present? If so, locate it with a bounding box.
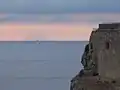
[70,23,120,90]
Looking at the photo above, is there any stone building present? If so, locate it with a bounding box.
[70,23,120,90]
[90,23,120,82]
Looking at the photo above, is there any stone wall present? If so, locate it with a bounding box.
[91,29,120,82]
[70,23,120,90]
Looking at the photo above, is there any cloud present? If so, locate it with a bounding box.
[1,13,120,24]
[0,13,120,41]
[0,23,93,41]
[0,0,120,13]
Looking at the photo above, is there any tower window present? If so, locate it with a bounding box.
[105,42,110,49]
[90,43,93,49]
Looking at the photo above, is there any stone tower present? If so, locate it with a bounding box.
[91,23,120,82]
[70,23,120,90]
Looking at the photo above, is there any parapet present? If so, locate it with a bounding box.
[98,23,120,29]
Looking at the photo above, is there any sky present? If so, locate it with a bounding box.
[0,0,120,41]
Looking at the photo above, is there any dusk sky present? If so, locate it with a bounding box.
[0,0,120,41]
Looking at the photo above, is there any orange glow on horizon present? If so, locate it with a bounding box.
[1,13,119,41]
[0,22,94,41]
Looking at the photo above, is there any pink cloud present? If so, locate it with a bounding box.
[0,22,94,41]
[0,13,119,41]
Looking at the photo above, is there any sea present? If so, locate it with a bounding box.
[0,41,88,90]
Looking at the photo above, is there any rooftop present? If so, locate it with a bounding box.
[99,23,120,29]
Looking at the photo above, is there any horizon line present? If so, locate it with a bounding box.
[0,40,88,42]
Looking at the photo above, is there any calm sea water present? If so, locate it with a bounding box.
[0,41,88,90]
